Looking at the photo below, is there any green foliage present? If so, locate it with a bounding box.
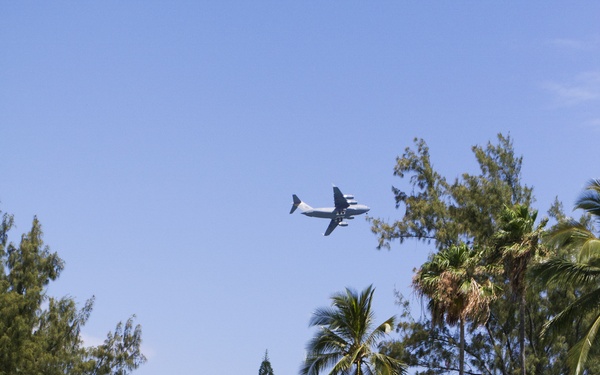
[413,244,495,327]
[372,135,600,375]
[413,244,496,375]
[259,350,275,375]
[86,316,146,375]
[301,285,407,375]
[370,133,532,250]
[380,293,467,375]
[0,211,146,375]
[533,179,600,374]
[382,283,590,375]
[491,204,547,375]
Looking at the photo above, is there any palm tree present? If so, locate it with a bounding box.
[493,204,547,375]
[300,285,406,375]
[534,179,600,374]
[413,243,495,375]
[545,179,600,261]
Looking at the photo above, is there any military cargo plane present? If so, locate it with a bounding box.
[289,185,370,236]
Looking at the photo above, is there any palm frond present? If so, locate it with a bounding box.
[301,351,345,375]
[370,351,408,375]
[542,287,600,336]
[307,327,348,354]
[327,353,353,374]
[534,180,600,374]
[568,314,600,375]
[579,240,600,262]
[309,307,338,327]
[546,219,594,249]
[301,286,404,375]
[575,179,600,218]
[533,257,600,287]
[365,316,396,348]
[414,243,495,328]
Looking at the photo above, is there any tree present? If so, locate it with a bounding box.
[259,350,275,375]
[300,285,406,375]
[370,133,532,250]
[413,244,495,375]
[492,204,547,375]
[371,135,583,374]
[0,211,146,375]
[534,179,600,375]
[544,179,600,262]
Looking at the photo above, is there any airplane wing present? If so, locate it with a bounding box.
[324,219,339,236]
[333,186,350,211]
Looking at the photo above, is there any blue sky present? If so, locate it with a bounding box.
[2,2,600,374]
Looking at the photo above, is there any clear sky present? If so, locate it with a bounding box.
[2,2,600,374]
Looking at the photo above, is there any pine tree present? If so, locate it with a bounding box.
[0,211,146,374]
[258,350,274,375]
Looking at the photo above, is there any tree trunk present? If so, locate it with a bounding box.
[520,293,526,375]
[460,317,465,375]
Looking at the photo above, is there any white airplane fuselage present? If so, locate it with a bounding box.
[301,205,370,219]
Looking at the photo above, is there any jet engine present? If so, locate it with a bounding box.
[343,194,358,205]
[338,222,349,227]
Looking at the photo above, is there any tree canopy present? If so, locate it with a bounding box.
[301,285,406,375]
[534,179,600,374]
[0,211,146,375]
[413,244,495,375]
[370,133,532,250]
[259,350,275,375]
[372,134,600,374]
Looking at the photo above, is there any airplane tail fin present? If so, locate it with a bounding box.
[290,194,311,214]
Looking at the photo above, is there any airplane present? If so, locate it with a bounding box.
[289,185,370,236]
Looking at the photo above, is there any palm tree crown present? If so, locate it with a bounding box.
[493,204,547,375]
[535,179,600,375]
[494,204,547,298]
[413,243,495,375]
[413,244,493,326]
[300,285,406,375]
